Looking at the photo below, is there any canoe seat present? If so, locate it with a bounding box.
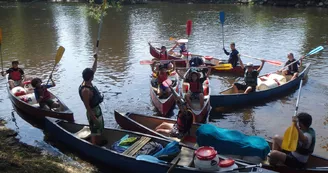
[171,147,194,167]
[74,126,91,140]
[122,136,151,157]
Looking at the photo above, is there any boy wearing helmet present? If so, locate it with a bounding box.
[269,113,315,168]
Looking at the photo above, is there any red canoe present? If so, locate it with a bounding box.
[150,71,180,116]
[149,42,259,76]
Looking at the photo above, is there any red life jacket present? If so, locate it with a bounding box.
[189,81,202,93]
[157,72,168,84]
[160,52,168,60]
[10,69,22,81]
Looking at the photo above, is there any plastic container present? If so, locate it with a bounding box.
[218,159,238,172]
[194,146,219,171]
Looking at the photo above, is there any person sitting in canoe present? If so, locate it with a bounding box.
[223,42,240,67]
[151,61,176,99]
[279,53,304,80]
[31,75,60,109]
[179,68,211,109]
[155,97,193,138]
[153,46,175,70]
[79,54,105,145]
[233,58,265,94]
[1,60,25,89]
[269,112,315,169]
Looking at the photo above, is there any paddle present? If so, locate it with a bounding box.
[95,0,107,55]
[136,155,167,164]
[177,63,232,70]
[219,11,225,49]
[185,20,192,65]
[46,46,65,85]
[281,79,303,151]
[0,28,3,72]
[153,141,180,157]
[279,46,324,71]
[167,158,180,173]
[140,59,186,65]
[241,54,283,66]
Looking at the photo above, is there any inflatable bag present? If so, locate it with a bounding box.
[19,93,38,105]
[12,86,27,96]
[196,124,270,160]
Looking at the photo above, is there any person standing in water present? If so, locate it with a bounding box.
[79,54,104,145]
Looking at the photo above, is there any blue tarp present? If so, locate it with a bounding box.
[196,124,270,159]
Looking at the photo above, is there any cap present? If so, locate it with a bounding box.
[245,62,253,67]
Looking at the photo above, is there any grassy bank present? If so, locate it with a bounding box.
[0,118,95,173]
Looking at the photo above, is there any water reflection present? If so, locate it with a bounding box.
[0,2,328,159]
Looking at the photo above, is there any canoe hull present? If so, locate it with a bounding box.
[45,117,265,173]
[149,42,259,76]
[150,72,180,116]
[114,111,328,173]
[210,63,311,108]
[7,78,74,122]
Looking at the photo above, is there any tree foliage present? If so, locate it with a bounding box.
[87,0,122,23]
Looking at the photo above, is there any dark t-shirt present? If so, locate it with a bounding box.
[285,59,300,73]
[224,49,239,67]
[6,68,24,80]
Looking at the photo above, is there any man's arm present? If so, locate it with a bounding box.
[257,60,265,72]
[293,117,309,144]
[92,54,98,73]
[169,42,179,52]
[223,48,229,55]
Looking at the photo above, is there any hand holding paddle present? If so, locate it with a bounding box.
[46,46,65,85]
[281,79,303,151]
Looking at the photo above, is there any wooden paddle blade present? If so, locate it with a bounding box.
[0,28,2,44]
[169,37,175,41]
[186,20,192,37]
[55,46,65,65]
[266,60,283,66]
[281,123,299,151]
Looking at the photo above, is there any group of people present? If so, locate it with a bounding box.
[1,40,314,169]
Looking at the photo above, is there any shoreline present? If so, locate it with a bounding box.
[0,118,95,173]
[0,0,328,8]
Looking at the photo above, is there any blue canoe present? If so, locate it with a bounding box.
[44,117,274,173]
[210,63,311,109]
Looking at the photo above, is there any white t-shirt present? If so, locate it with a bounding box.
[292,132,312,163]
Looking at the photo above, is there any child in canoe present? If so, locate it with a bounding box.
[1,60,25,89]
[151,61,176,99]
[178,68,211,109]
[31,75,60,109]
[280,53,304,80]
[155,96,194,138]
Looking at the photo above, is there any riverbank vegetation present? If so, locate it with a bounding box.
[0,118,94,173]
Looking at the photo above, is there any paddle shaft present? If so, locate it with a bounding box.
[166,158,180,173]
[241,54,282,66]
[46,64,56,85]
[95,0,107,55]
[294,79,303,116]
[219,11,225,49]
[0,44,2,72]
[0,28,3,72]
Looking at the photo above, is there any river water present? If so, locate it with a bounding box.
[0,1,327,164]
